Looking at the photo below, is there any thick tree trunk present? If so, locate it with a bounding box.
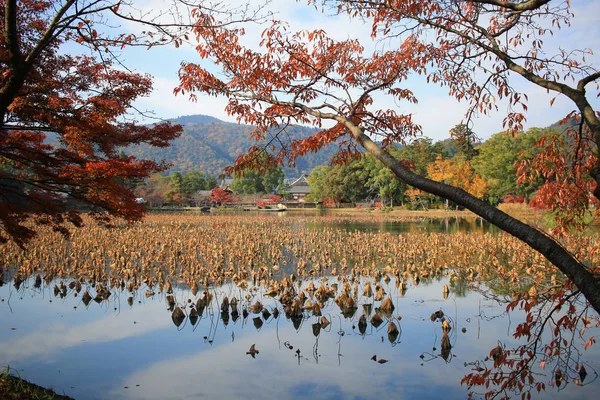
[344,122,600,314]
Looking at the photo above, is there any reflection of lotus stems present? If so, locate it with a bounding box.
[336,317,344,366]
[275,314,282,349]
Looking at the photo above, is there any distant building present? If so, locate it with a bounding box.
[287,175,311,200]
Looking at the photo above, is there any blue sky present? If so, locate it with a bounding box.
[103,0,600,142]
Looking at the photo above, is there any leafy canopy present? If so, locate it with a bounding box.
[0,1,186,246]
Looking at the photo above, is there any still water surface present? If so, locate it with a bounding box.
[0,216,597,400]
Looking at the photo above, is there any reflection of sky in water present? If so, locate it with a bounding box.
[0,275,598,400]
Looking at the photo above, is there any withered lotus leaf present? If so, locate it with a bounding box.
[430,310,444,321]
[172,306,185,327]
[358,315,367,335]
[442,319,451,333]
[189,308,199,325]
[380,297,395,314]
[82,290,92,306]
[251,301,263,314]
[312,323,321,337]
[221,296,229,313]
[371,313,383,328]
[262,308,271,320]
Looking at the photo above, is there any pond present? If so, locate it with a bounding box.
[0,214,598,400]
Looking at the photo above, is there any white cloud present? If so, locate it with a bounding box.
[135,76,234,123]
[0,302,170,364]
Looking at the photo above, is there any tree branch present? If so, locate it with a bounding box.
[578,71,600,92]
[469,0,552,12]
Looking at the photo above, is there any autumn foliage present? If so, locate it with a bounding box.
[518,117,599,233]
[502,194,525,204]
[210,187,237,205]
[0,1,182,246]
[427,155,487,199]
[175,1,600,313]
[177,16,423,172]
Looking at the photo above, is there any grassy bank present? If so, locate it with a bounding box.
[0,368,74,400]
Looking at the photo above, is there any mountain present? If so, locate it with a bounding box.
[126,114,339,177]
[547,117,580,133]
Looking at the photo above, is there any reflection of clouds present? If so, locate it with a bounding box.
[109,322,466,400]
[2,276,598,400]
[0,302,170,364]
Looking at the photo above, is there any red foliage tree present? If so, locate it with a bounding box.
[0,1,188,246]
[256,199,268,208]
[0,0,270,246]
[518,121,598,233]
[322,198,336,208]
[176,3,600,396]
[267,194,282,204]
[176,0,600,313]
[211,187,236,205]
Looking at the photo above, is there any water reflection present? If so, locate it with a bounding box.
[309,216,498,234]
[1,271,598,400]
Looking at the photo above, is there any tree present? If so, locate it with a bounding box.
[428,155,487,199]
[135,173,170,207]
[325,163,369,204]
[472,128,546,203]
[206,175,218,189]
[169,171,183,192]
[0,0,268,246]
[360,153,404,206]
[518,124,597,233]
[176,2,600,317]
[262,166,285,194]
[210,187,236,205]
[332,0,600,225]
[396,138,442,176]
[164,171,183,205]
[182,170,208,195]
[230,156,284,195]
[307,165,331,203]
[306,162,370,206]
[0,0,202,246]
[174,4,600,397]
[230,170,264,194]
[450,124,479,161]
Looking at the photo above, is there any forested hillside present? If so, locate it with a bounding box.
[127,115,338,177]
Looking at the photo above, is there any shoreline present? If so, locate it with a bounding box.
[146,203,551,225]
[0,368,75,400]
